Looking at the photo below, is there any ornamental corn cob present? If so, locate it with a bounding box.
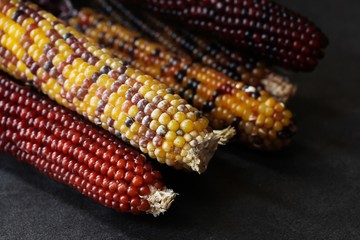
[0,73,175,216]
[102,0,296,102]
[0,0,232,173]
[70,8,296,150]
[123,0,328,71]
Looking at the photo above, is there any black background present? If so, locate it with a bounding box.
[1,0,360,239]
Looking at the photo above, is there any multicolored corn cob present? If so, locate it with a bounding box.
[0,73,176,216]
[69,8,296,150]
[0,0,233,173]
[123,0,328,71]
[102,0,296,102]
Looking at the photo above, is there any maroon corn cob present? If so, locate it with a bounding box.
[124,0,328,71]
[103,0,296,102]
[0,73,176,216]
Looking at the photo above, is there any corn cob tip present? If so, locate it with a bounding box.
[261,74,297,103]
[185,132,218,173]
[188,127,235,173]
[145,186,177,217]
[214,126,236,145]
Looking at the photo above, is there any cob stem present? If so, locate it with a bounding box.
[261,74,297,103]
[145,186,177,217]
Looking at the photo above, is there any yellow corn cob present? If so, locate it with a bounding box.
[69,8,296,150]
[0,0,233,173]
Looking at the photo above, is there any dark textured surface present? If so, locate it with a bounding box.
[1,0,360,239]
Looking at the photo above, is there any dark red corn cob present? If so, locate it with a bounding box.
[102,0,296,102]
[124,0,328,71]
[0,73,176,216]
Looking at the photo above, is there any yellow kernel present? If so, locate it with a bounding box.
[29,28,42,39]
[174,136,186,148]
[274,103,285,112]
[138,85,151,96]
[68,70,78,83]
[108,93,120,106]
[281,118,290,126]
[193,121,203,132]
[154,148,166,158]
[103,104,113,117]
[111,106,122,120]
[63,79,74,92]
[150,84,160,91]
[130,122,140,133]
[274,121,283,131]
[265,98,276,107]
[62,65,73,78]
[120,124,129,133]
[159,113,171,125]
[243,109,251,121]
[32,49,42,62]
[113,120,122,130]
[21,18,35,28]
[149,120,160,131]
[180,119,194,133]
[52,54,66,67]
[72,58,83,69]
[156,89,167,97]
[180,149,188,157]
[110,60,121,70]
[167,106,177,115]
[86,106,96,117]
[164,94,175,102]
[256,114,265,126]
[97,74,110,87]
[128,105,138,118]
[118,112,127,124]
[90,96,100,107]
[117,85,129,97]
[165,131,177,141]
[186,112,196,121]
[125,130,134,140]
[165,152,176,161]
[235,104,245,115]
[16,61,26,73]
[198,118,209,129]
[115,97,125,106]
[174,112,186,122]
[150,109,162,120]
[144,90,157,101]
[283,110,293,119]
[75,74,86,85]
[265,107,274,117]
[84,66,97,78]
[130,71,141,80]
[258,103,266,114]
[162,141,174,152]
[167,120,180,131]
[184,133,192,142]
[125,67,134,77]
[264,117,274,129]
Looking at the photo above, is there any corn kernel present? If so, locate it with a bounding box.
[180,119,194,133]
[174,136,186,148]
